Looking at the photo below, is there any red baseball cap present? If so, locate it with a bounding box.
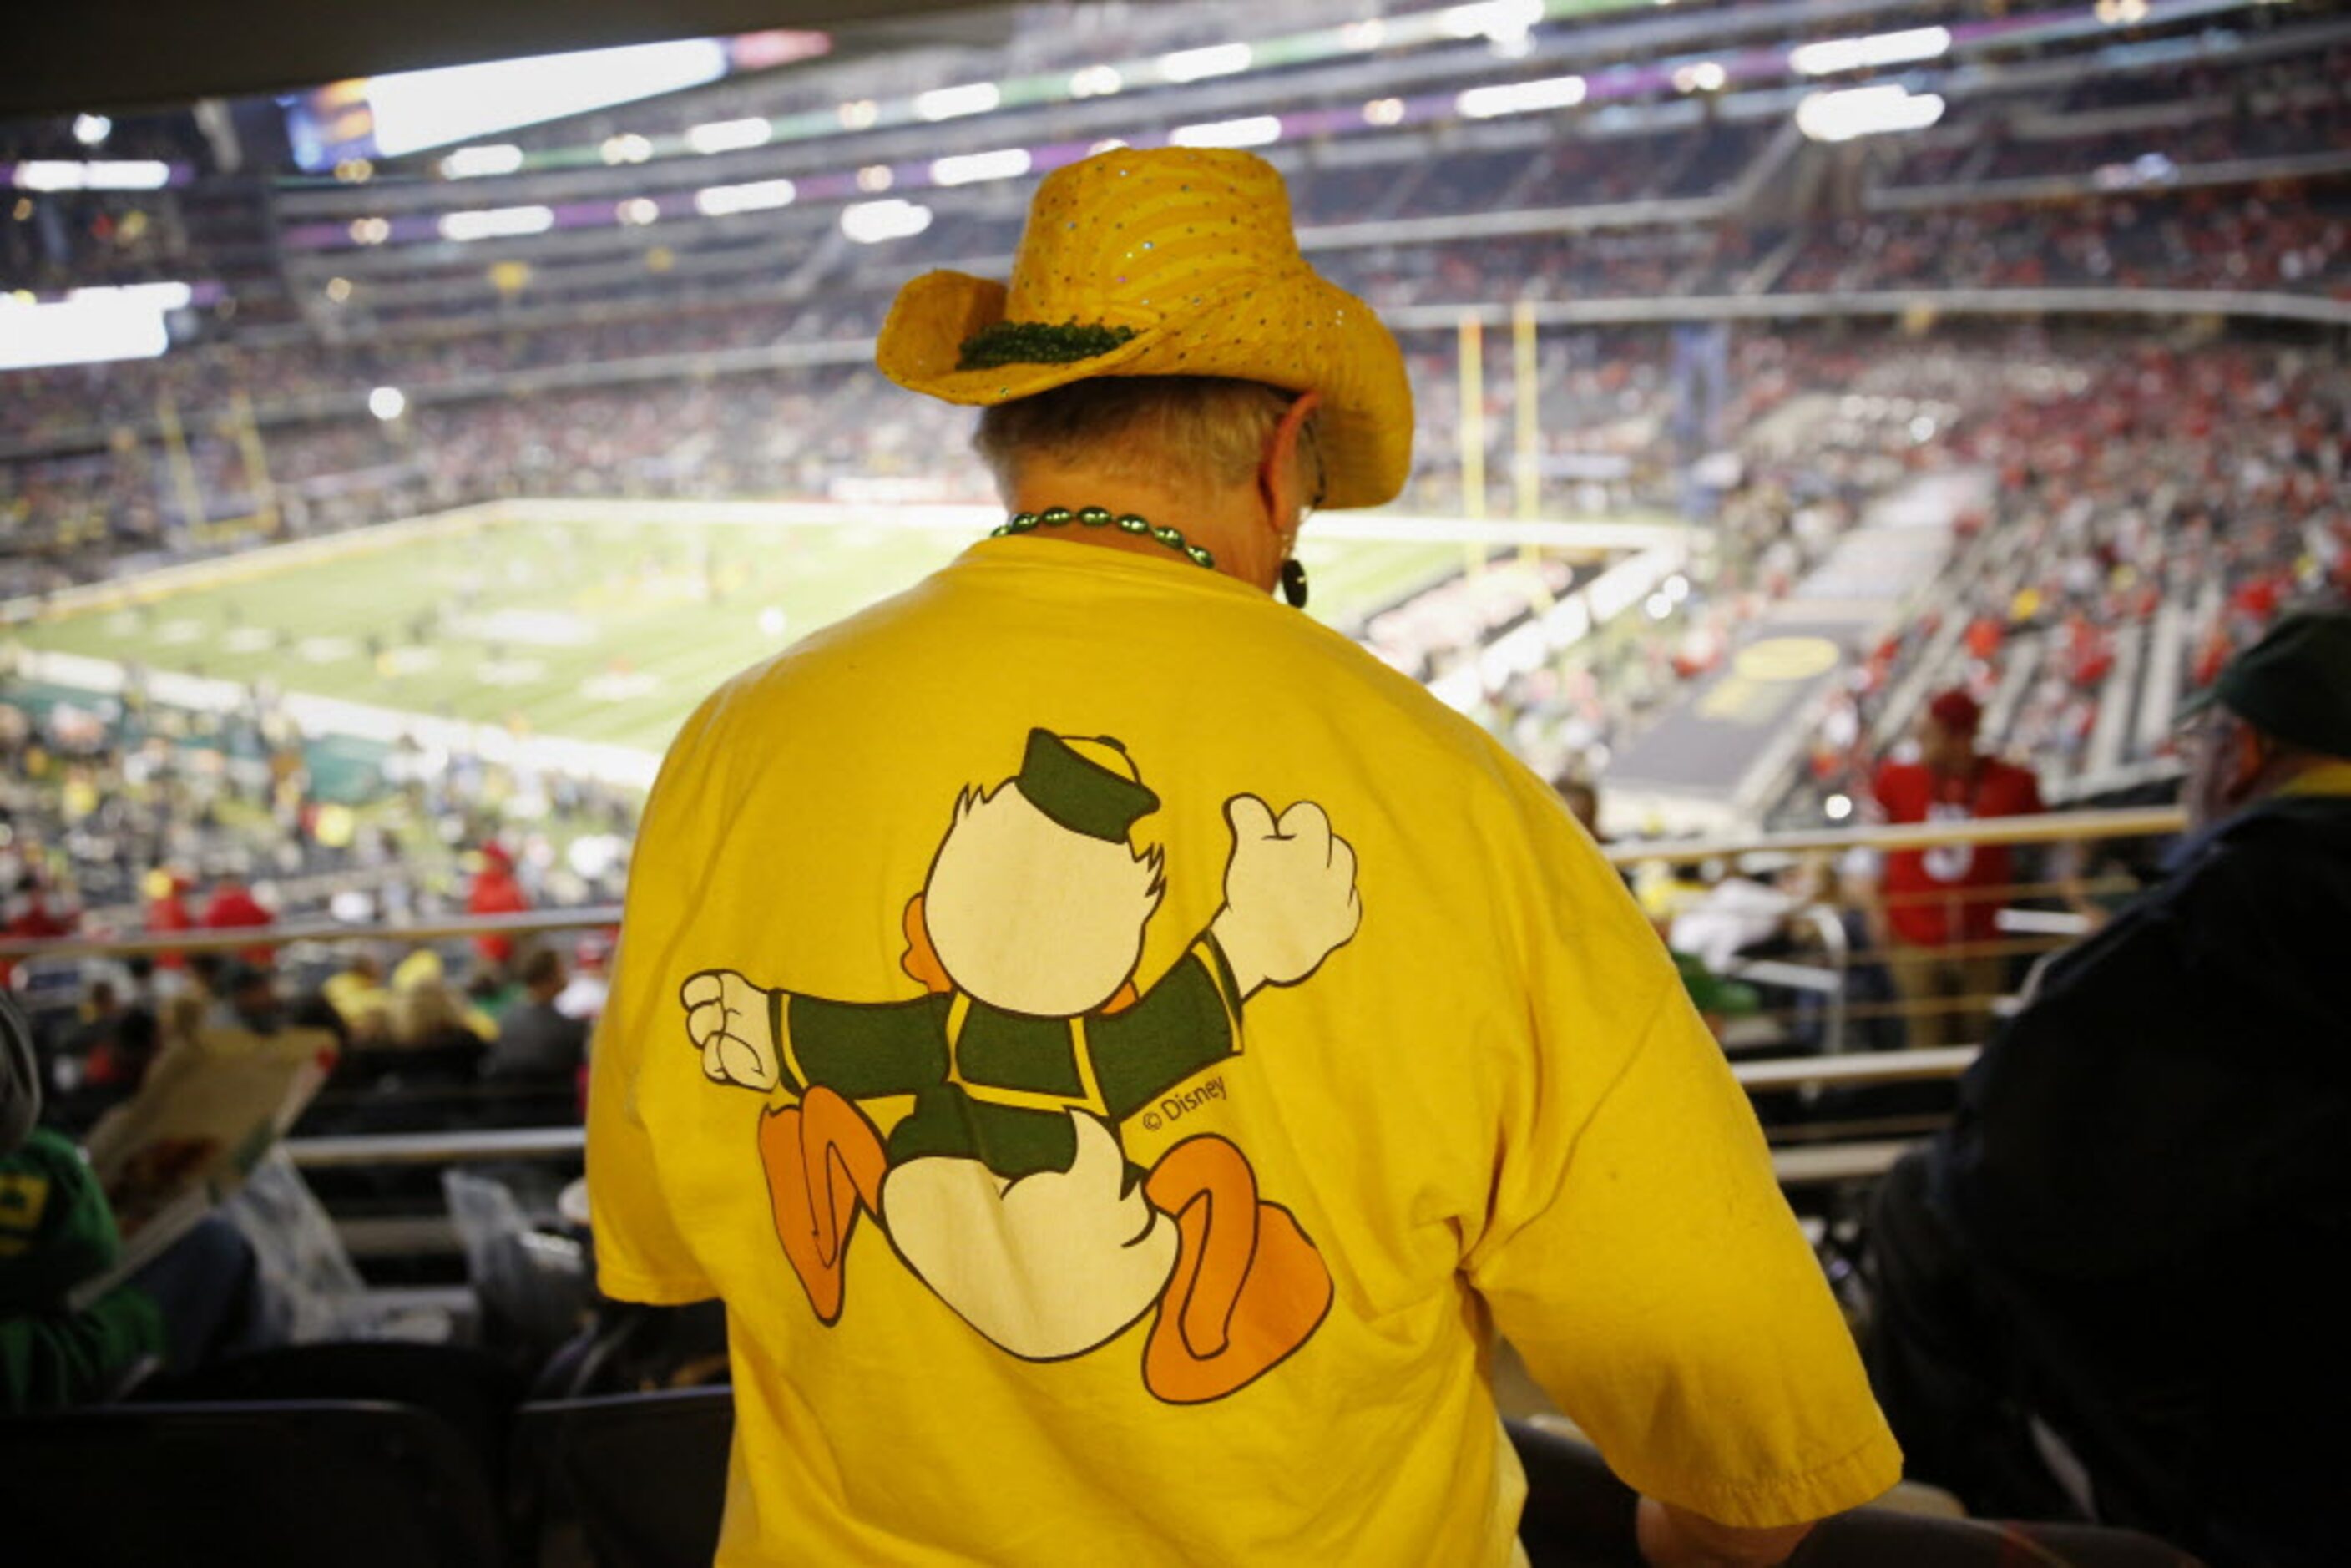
[1927,688,1983,735]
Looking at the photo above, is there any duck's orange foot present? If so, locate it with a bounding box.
[1140,1134,1332,1404]
[757,1085,887,1324]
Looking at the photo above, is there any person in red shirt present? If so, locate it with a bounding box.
[199,878,276,969]
[1870,689,2045,1048]
[466,843,530,971]
[144,870,195,971]
[0,882,76,989]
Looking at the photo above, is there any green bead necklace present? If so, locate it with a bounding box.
[990,504,1216,570]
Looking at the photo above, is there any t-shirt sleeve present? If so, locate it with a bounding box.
[586,705,721,1308]
[1466,797,1901,1528]
[587,985,711,1303]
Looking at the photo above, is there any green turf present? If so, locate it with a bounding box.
[18,517,1462,756]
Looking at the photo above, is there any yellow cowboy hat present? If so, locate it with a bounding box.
[876,146,1413,509]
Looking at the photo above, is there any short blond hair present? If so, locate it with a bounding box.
[973,376,1314,499]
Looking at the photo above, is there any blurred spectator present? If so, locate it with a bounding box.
[0,880,77,988]
[206,963,283,1036]
[386,950,493,1054]
[319,953,392,1044]
[554,936,611,1023]
[1869,690,2045,1047]
[143,870,196,970]
[483,948,587,1084]
[84,1004,164,1100]
[198,877,275,968]
[465,843,529,970]
[1,993,268,1412]
[57,979,125,1071]
[1864,609,2351,1563]
[1555,776,1602,842]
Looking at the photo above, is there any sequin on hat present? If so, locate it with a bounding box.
[875,147,1413,509]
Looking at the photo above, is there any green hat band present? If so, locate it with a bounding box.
[1015,728,1159,842]
[958,320,1139,372]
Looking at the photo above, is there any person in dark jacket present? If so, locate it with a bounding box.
[1864,607,2351,1566]
[482,947,586,1084]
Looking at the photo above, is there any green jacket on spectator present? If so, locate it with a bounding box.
[0,1129,164,1411]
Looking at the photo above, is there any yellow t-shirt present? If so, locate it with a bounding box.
[589,535,1899,1565]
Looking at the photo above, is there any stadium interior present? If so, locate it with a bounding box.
[3,0,2346,1560]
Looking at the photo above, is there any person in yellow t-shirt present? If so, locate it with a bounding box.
[588,147,1899,1567]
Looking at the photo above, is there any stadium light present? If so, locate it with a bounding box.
[70,281,193,311]
[687,117,774,154]
[599,134,654,165]
[72,114,111,146]
[348,217,392,245]
[1170,116,1282,149]
[615,198,661,225]
[1341,18,1388,49]
[931,149,1032,187]
[1363,98,1406,126]
[0,289,173,371]
[367,386,407,421]
[1456,75,1586,119]
[1069,65,1122,99]
[693,179,796,216]
[359,39,731,157]
[1672,61,1727,94]
[1159,43,1253,83]
[439,144,525,179]
[1439,0,1543,44]
[437,205,556,241]
[1788,26,1950,77]
[13,160,172,191]
[1824,793,1854,822]
[840,199,933,244]
[914,83,1000,121]
[2093,152,2179,190]
[837,99,878,129]
[1796,83,1945,143]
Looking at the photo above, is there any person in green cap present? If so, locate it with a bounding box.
[1863,605,2351,1564]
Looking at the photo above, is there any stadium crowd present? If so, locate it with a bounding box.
[4,5,2350,1560]
[0,665,637,1008]
[1457,330,2351,818]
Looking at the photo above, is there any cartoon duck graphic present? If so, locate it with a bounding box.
[681,728,1362,1403]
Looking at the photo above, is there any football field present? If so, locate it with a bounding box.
[14,513,1466,756]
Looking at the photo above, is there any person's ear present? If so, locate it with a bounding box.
[1257,391,1323,537]
[2226,724,2272,804]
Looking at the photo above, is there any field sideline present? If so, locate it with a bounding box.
[10,509,1489,758]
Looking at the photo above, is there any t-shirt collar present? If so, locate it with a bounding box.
[954,534,1274,606]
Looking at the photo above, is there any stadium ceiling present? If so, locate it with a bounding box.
[3,0,1014,119]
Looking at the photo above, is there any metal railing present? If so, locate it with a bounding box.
[0,807,2182,964]
[1595,805,2183,867]
[275,1043,1979,1172]
[11,807,2180,1222]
